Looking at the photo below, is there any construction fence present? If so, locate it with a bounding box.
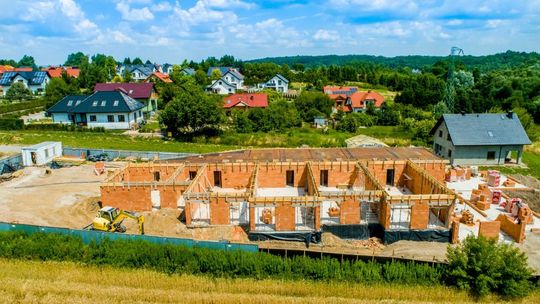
[0,222,259,253]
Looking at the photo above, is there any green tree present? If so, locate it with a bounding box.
[5,82,32,101]
[336,114,359,132]
[18,55,37,70]
[65,52,88,66]
[43,77,79,107]
[122,68,133,82]
[132,57,143,65]
[294,91,334,121]
[233,110,254,133]
[445,236,533,299]
[159,80,224,136]
[210,69,222,81]
[194,70,209,86]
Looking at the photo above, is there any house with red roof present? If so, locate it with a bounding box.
[94,82,157,118]
[323,86,384,112]
[42,66,80,78]
[223,93,268,110]
[144,72,173,84]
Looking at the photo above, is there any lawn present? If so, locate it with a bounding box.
[0,130,239,154]
[1,258,534,304]
[0,126,414,153]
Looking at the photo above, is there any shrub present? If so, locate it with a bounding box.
[0,118,24,130]
[445,236,533,299]
[0,231,443,286]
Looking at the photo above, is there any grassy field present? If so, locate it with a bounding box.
[0,126,413,154]
[1,258,535,304]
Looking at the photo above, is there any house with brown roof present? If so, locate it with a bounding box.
[42,66,80,78]
[94,82,157,118]
[144,72,173,84]
[223,93,268,110]
[323,86,384,112]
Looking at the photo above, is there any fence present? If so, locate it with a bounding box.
[62,147,197,161]
[0,222,259,253]
[0,154,23,174]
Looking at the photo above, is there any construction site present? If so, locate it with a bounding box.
[1,144,540,271]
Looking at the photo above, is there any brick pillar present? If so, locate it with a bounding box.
[249,205,256,231]
[410,201,429,230]
[275,204,295,231]
[185,202,192,226]
[314,206,321,230]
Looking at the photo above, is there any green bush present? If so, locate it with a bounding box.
[23,124,105,132]
[0,118,24,130]
[0,99,47,114]
[0,231,442,285]
[445,236,534,299]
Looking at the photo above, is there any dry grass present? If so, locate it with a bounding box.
[0,258,538,303]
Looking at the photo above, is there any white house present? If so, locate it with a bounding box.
[207,78,237,95]
[0,71,49,96]
[21,142,62,166]
[260,74,289,93]
[221,70,244,89]
[47,90,145,130]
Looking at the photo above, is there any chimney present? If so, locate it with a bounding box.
[507,111,514,119]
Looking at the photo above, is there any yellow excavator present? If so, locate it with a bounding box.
[89,206,145,235]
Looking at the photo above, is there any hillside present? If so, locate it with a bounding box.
[247,51,540,71]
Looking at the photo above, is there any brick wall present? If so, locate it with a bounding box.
[257,163,307,188]
[206,163,255,189]
[210,197,230,225]
[410,201,429,229]
[311,162,356,187]
[101,184,185,211]
[366,161,406,187]
[340,198,361,224]
[275,204,295,231]
[478,221,501,240]
[496,214,526,243]
[379,200,391,229]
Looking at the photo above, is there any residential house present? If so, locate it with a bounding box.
[0,71,49,96]
[223,93,268,111]
[117,64,157,81]
[180,68,195,76]
[41,66,80,78]
[207,78,237,95]
[207,67,245,94]
[47,90,144,130]
[259,74,289,93]
[162,63,174,75]
[430,112,532,166]
[323,86,384,112]
[145,72,173,84]
[94,83,157,118]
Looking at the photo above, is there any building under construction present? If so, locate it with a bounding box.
[101,147,457,242]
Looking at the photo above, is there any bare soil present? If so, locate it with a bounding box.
[508,174,540,212]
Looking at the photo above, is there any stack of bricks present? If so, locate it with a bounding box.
[487,170,501,187]
[491,190,502,205]
[445,167,472,182]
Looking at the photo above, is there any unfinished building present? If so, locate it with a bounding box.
[101,148,456,243]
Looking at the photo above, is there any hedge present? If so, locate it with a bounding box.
[0,99,47,115]
[0,231,443,285]
[0,118,24,130]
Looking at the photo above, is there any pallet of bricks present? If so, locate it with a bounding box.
[445,166,473,182]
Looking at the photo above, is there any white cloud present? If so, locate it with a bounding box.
[204,0,254,9]
[314,29,338,41]
[116,1,154,21]
[111,30,135,43]
[23,1,56,22]
[151,1,172,12]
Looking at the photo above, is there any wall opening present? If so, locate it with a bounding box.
[153,171,161,181]
[213,171,222,187]
[386,169,395,186]
[320,170,329,187]
[189,171,197,180]
[286,170,295,186]
[389,204,410,229]
[254,206,275,231]
[295,206,316,230]
[230,201,249,225]
[321,200,340,225]
[361,200,379,224]
[428,204,449,228]
[190,202,210,225]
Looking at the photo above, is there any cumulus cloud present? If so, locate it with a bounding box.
[314,29,338,41]
[116,1,154,21]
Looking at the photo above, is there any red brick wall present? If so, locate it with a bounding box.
[275,204,295,231]
[478,221,501,240]
[210,197,230,225]
[258,164,307,188]
[410,201,429,229]
[340,198,360,224]
[366,162,406,187]
[379,200,391,229]
[206,163,255,188]
[311,162,356,187]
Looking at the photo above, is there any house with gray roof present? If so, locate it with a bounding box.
[207,67,244,93]
[257,74,289,93]
[430,112,532,165]
[0,71,49,96]
[47,90,144,130]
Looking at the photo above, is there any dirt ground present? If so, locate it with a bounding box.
[507,174,540,212]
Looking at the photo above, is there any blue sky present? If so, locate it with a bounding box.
[0,0,539,65]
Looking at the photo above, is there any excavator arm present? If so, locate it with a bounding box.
[112,211,145,235]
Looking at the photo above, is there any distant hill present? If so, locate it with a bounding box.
[247,51,540,71]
